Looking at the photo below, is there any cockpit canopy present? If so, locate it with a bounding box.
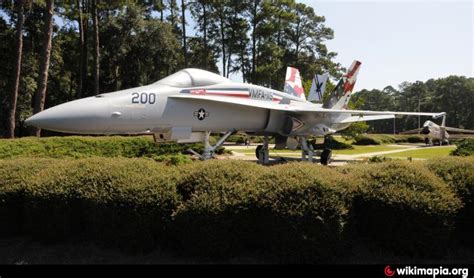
[423,120,434,127]
[154,68,232,88]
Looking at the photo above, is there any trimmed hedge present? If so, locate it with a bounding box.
[353,134,425,145]
[451,139,474,156]
[342,161,461,257]
[173,161,353,262]
[426,157,474,247]
[172,161,264,257]
[321,135,353,150]
[0,158,181,252]
[0,136,225,160]
[354,134,386,145]
[0,157,472,261]
[253,163,353,262]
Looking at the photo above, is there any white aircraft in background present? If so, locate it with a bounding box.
[401,114,474,146]
[26,60,444,165]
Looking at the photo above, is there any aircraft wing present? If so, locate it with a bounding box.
[444,127,474,134]
[169,94,299,111]
[399,128,423,134]
[311,108,442,117]
[169,94,442,117]
[339,115,395,123]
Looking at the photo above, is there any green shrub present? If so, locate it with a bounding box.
[0,136,208,159]
[254,163,354,262]
[0,158,181,252]
[405,135,425,143]
[149,154,192,165]
[367,155,391,163]
[172,160,264,257]
[354,134,402,145]
[426,157,474,246]
[173,161,353,262]
[354,135,382,145]
[322,135,353,150]
[451,139,474,156]
[1,157,472,261]
[343,161,461,256]
[0,159,57,237]
[225,135,247,144]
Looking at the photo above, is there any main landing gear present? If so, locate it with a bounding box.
[300,136,332,165]
[255,136,270,164]
[320,148,332,165]
[254,136,333,165]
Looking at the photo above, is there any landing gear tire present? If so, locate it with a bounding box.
[320,148,332,165]
[255,145,263,159]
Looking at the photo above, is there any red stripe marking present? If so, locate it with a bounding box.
[345,61,361,78]
[206,92,249,98]
[288,67,296,82]
[206,92,250,97]
[207,91,249,96]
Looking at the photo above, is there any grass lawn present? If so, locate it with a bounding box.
[235,144,411,156]
[384,146,456,159]
[332,145,410,155]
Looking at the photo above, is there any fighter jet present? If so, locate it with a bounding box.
[25,60,445,165]
[401,114,474,146]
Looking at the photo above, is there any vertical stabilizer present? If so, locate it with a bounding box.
[308,73,329,103]
[323,60,361,109]
[284,67,305,100]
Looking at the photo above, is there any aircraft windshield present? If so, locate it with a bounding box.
[423,121,433,127]
[154,68,232,87]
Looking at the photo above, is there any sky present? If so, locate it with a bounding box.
[297,0,473,90]
[1,1,472,91]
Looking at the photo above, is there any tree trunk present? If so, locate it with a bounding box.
[295,19,301,62]
[92,0,100,95]
[160,0,164,21]
[6,0,25,138]
[181,0,187,67]
[76,0,84,99]
[240,48,246,82]
[31,0,54,137]
[81,1,89,97]
[202,3,207,68]
[220,16,226,77]
[181,0,188,67]
[250,0,258,81]
[170,0,176,29]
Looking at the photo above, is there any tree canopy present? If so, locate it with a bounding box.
[0,1,471,137]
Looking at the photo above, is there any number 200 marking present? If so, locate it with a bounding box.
[132,93,156,104]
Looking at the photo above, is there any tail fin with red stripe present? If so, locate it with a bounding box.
[284,67,305,100]
[323,60,361,109]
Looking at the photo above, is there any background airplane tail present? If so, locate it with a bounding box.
[323,60,361,109]
[284,67,306,100]
[308,73,329,103]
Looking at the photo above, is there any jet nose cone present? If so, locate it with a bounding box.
[25,97,111,134]
[25,112,45,127]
